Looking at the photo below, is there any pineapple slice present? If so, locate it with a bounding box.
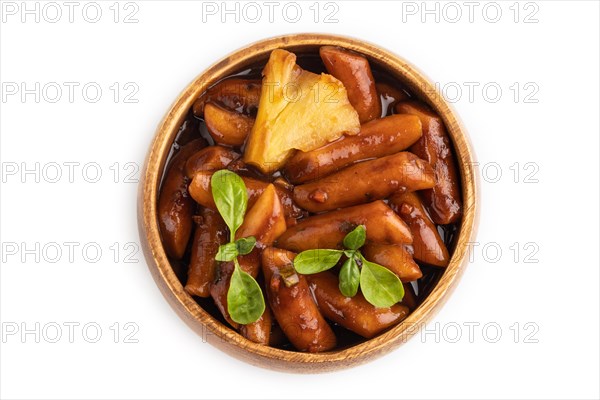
[244,49,360,174]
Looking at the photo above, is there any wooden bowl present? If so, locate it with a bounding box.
[138,33,479,372]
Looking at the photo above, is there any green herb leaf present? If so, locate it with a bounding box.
[359,258,404,308]
[343,249,357,258]
[293,249,343,274]
[211,170,248,237]
[215,242,238,262]
[343,225,366,250]
[339,257,360,297]
[235,236,256,255]
[227,263,265,324]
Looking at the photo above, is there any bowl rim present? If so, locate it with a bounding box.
[138,33,479,372]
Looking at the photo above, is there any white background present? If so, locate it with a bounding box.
[1,1,599,399]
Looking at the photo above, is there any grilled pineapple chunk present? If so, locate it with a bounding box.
[244,49,360,173]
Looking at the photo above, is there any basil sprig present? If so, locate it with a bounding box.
[293,225,404,308]
[211,170,265,325]
[215,237,257,262]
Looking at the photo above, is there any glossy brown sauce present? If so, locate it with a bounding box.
[166,52,462,351]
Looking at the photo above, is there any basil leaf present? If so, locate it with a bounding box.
[293,249,343,274]
[227,264,265,324]
[211,170,248,236]
[235,236,256,255]
[343,249,357,258]
[343,225,366,250]
[339,257,360,297]
[215,242,238,262]
[360,259,404,308]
